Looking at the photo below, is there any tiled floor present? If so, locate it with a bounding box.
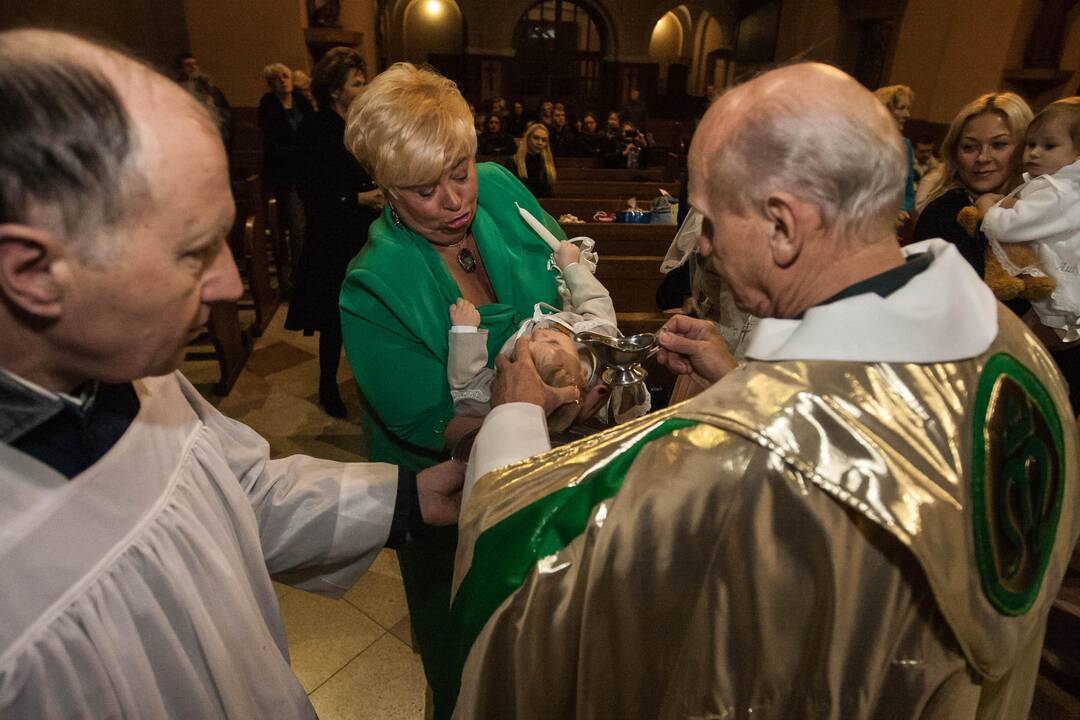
[181,304,426,719]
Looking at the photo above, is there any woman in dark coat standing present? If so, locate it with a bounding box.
[257,62,314,291]
[285,47,383,417]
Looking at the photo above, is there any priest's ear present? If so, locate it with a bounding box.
[0,223,70,319]
[764,192,822,268]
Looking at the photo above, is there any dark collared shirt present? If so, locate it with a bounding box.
[801,252,932,318]
[0,372,140,479]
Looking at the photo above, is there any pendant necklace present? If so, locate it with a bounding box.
[454,234,477,273]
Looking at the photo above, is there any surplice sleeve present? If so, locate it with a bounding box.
[175,373,397,597]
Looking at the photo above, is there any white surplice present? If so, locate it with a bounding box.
[0,372,398,719]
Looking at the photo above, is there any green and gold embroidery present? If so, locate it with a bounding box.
[971,353,1065,616]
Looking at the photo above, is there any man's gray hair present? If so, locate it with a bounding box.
[0,34,149,261]
[708,90,906,238]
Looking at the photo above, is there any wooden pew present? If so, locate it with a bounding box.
[231,176,278,337]
[185,300,253,396]
[556,167,667,182]
[477,155,606,170]
[554,156,603,168]
[594,255,666,314]
[552,179,680,198]
[266,196,294,294]
[543,198,654,218]
[206,302,252,395]
[616,311,669,336]
[561,222,676,257]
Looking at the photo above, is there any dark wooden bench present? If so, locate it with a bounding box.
[231,176,278,337]
[552,179,680,198]
[594,255,665,314]
[556,167,668,182]
[542,197,658,218]
[561,222,676,257]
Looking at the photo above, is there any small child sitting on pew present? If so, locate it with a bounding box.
[446,239,636,433]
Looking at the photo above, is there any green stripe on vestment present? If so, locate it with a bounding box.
[446,418,698,716]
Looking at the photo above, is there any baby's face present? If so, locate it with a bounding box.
[1024,120,1078,177]
[530,327,582,385]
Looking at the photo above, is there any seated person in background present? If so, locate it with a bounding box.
[621,87,649,131]
[487,96,509,125]
[471,105,486,136]
[913,135,940,185]
[176,51,231,147]
[476,113,517,157]
[507,99,527,137]
[538,99,554,131]
[614,119,648,169]
[446,240,615,434]
[507,122,556,198]
[577,111,608,159]
[293,68,316,109]
[549,105,582,157]
[604,110,621,138]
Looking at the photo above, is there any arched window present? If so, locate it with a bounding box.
[513,0,605,103]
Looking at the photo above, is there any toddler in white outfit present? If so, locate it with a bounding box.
[980,99,1080,342]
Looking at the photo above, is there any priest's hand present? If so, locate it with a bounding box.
[416,461,466,526]
[657,314,737,384]
[491,337,580,414]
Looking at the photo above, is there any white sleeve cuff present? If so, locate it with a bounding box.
[463,402,550,506]
[450,325,480,334]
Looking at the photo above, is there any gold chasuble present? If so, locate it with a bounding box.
[449,308,1078,719]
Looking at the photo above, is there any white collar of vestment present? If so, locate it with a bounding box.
[0,368,93,407]
[743,239,998,363]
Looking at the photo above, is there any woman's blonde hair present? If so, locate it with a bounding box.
[873,84,913,112]
[921,92,1032,206]
[344,62,476,191]
[262,62,291,85]
[513,122,556,185]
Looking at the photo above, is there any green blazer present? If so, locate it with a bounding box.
[340,162,564,470]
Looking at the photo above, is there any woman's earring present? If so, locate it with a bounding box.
[388,201,401,226]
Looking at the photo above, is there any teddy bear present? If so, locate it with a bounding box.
[956,205,1056,302]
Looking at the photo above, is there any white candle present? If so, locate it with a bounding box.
[516,202,562,252]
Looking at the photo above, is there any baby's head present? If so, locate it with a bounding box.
[529,326,591,432]
[1024,98,1080,178]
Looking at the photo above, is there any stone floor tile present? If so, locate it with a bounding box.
[371,549,403,578]
[245,341,317,377]
[308,634,426,720]
[279,590,384,692]
[343,558,409,630]
[389,616,415,650]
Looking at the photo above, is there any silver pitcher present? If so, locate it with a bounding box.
[574,331,659,425]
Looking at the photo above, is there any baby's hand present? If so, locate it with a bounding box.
[450,297,480,327]
[555,240,581,270]
[974,193,1004,218]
